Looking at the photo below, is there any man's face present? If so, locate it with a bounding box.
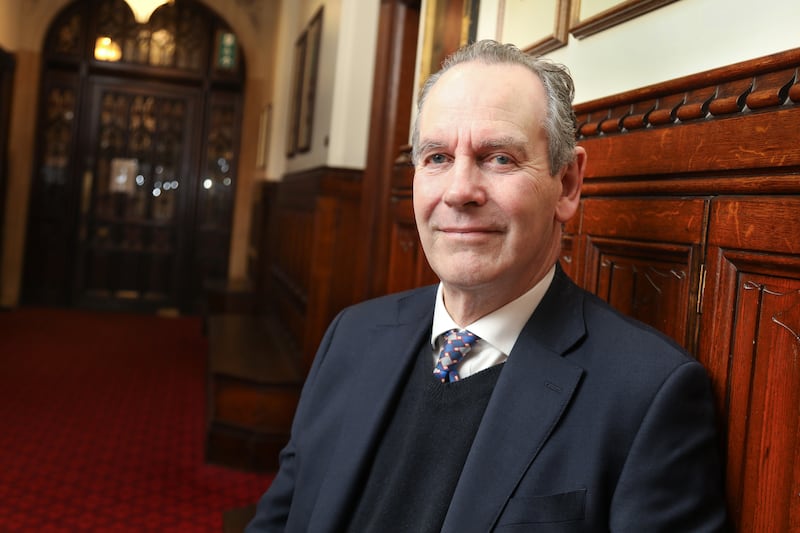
[413,61,574,305]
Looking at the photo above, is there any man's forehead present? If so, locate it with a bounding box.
[431,61,543,93]
[422,62,545,117]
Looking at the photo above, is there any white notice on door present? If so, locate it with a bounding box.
[109,158,138,194]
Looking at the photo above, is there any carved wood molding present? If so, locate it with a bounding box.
[574,48,800,139]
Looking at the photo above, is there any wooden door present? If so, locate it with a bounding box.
[22,0,243,313]
[73,78,202,310]
[699,197,800,532]
[580,197,708,351]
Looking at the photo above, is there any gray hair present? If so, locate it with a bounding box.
[411,40,577,175]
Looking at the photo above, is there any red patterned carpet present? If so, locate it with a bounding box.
[0,307,272,531]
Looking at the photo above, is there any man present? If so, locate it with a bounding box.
[247,40,728,532]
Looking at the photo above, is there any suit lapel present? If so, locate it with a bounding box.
[443,271,588,532]
[308,287,436,532]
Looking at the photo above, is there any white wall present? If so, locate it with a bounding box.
[272,0,380,177]
[327,0,379,169]
[477,0,800,104]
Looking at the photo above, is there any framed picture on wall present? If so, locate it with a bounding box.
[297,7,323,154]
[286,33,306,157]
[419,0,478,92]
[570,0,679,39]
[256,105,271,169]
[497,0,571,56]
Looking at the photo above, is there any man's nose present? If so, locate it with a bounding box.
[443,158,486,207]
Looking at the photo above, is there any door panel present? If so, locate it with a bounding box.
[580,197,708,351]
[386,196,437,294]
[190,91,241,308]
[699,197,800,532]
[24,0,244,313]
[74,78,201,310]
[23,72,82,305]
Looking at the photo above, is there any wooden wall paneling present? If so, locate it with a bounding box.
[386,149,438,293]
[699,197,800,532]
[262,166,364,371]
[270,174,317,347]
[387,196,421,294]
[572,51,800,532]
[304,171,362,371]
[580,197,708,351]
[580,106,800,185]
[252,180,278,314]
[386,195,438,293]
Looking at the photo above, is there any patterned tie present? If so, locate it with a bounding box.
[433,329,478,383]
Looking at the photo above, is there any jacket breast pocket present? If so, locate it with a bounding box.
[495,488,587,529]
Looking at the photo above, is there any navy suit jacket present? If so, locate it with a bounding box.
[247,268,728,532]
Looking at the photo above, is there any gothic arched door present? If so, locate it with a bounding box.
[23,0,244,313]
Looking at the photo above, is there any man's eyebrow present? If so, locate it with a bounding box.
[416,140,448,155]
[477,136,527,151]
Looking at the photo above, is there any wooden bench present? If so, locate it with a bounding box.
[205,312,303,471]
[205,169,361,472]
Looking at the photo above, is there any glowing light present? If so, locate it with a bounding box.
[123,0,173,24]
[94,37,122,62]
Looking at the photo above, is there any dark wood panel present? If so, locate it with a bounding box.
[580,106,800,180]
[583,236,700,350]
[304,176,362,370]
[709,197,800,255]
[580,198,707,350]
[699,244,800,533]
[353,0,422,301]
[582,197,707,243]
[386,196,437,293]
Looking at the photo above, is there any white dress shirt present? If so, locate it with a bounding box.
[429,266,556,379]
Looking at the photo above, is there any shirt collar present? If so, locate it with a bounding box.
[430,265,556,355]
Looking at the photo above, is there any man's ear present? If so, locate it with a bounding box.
[555,146,586,224]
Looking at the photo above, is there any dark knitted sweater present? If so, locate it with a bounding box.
[347,344,504,532]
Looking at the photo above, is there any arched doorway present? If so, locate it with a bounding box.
[23,0,245,313]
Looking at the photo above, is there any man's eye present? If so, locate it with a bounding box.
[429,153,447,164]
[493,154,511,165]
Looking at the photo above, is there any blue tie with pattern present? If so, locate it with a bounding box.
[433,329,478,383]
